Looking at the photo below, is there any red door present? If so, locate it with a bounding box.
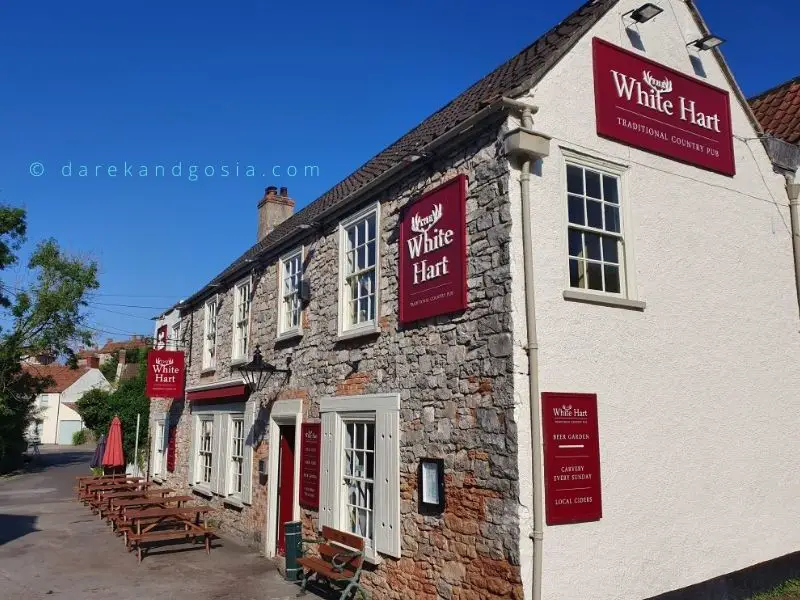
[276,425,296,555]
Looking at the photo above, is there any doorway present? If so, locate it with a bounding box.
[265,399,302,558]
[275,425,295,555]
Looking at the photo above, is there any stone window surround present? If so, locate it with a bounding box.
[337,202,382,340]
[202,296,218,371]
[231,277,253,363]
[560,146,643,308]
[277,246,304,340]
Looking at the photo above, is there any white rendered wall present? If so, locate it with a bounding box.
[34,393,60,444]
[56,369,110,443]
[510,1,800,599]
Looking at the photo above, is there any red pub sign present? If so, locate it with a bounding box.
[542,392,602,525]
[299,423,321,509]
[145,350,185,399]
[399,175,468,324]
[593,37,735,176]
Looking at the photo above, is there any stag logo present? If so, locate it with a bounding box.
[643,70,672,94]
[411,203,443,234]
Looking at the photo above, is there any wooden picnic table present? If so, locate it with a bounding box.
[84,481,150,507]
[76,475,142,493]
[110,495,195,531]
[96,489,174,520]
[125,505,216,563]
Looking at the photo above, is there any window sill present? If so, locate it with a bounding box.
[223,496,244,509]
[277,329,303,342]
[364,548,383,566]
[152,476,164,484]
[201,367,216,375]
[191,485,214,499]
[230,357,247,367]
[337,323,380,342]
[563,289,646,311]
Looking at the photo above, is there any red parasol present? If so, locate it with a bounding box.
[101,416,125,469]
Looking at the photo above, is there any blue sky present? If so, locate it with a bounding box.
[0,0,796,343]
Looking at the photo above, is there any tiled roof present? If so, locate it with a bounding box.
[749,76,800,145]
[23,364,89,393]
[98,339,149,354]
[183,0,622,308]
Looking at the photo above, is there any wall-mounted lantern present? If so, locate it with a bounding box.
[235,345,291,393]
[418,458,445,515]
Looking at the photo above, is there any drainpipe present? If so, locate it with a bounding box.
[502,97,550,600]
[785,173,800,315]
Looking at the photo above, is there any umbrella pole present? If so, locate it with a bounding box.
[133,413,141,477]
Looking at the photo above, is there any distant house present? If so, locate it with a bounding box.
[76,336,150,368]
[24,363,111,445]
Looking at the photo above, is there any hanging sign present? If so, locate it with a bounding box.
[542,392,602,525]
[299,423,321,509]
[399,175,468,324]
[593,37,735,176]
[145,350,185,399]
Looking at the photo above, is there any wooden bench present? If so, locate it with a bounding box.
[297,526,368,600]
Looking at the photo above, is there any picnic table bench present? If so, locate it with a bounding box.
[298,526,368,600]
[125,506,216,563]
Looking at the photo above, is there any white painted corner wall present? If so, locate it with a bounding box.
[510,2,800,599]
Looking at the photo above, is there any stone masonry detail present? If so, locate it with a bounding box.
[149,117,523,600]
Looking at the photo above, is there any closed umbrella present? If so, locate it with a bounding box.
[101,416,125,473]
[90,434,106,468]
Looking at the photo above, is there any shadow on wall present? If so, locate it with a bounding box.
[0,514,39,546]
[647,551,800,600]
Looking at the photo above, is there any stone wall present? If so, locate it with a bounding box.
[149,116,523,599]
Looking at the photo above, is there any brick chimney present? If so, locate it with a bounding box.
[87,356,100,369]
[257,186,295,241]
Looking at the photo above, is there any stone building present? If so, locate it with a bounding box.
[149,2,800,599]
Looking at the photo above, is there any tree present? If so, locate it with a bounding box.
[0,206,98,472]
[75,387,112,438]
[100,354,118,383]
[76,348,150,468]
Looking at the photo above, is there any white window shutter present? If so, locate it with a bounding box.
[149,417,160,477]
[210,415,222,493]
[162,413,170,457]
[374,408,400,558]
[319,412,340,531]
[216,415,229,496]
[241,400,256,504]
[187,415,196,485]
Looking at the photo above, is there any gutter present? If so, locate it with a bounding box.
[502,96,550,600]
[785,173,800,315]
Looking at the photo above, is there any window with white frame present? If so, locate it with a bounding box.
[229,416,245,496]
[189,404,254,503]
[566,162,624,294]
[171,322,181,351]
[319,394,399,561]
[197,418,213,486]
[203,299,217,369]
[339,206,379,334]
[343,420,375,544]
[153,421,165,476]
[279,249,303,337]
[232,279,251,360]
